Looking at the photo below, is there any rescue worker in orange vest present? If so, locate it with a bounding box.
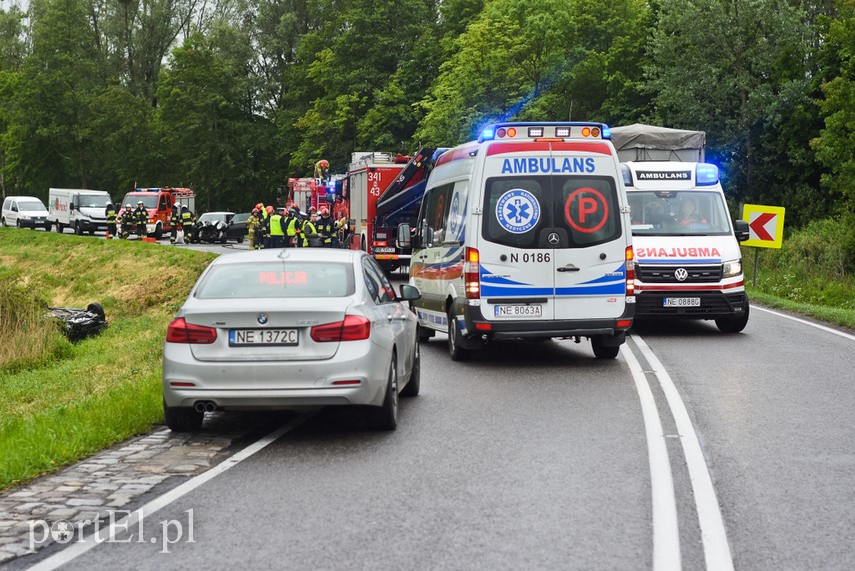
[316,207,335,247]
[104,202,117,239]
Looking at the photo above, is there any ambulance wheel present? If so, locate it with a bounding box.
[447,310,471,362]
[716,302,749,334]
[591,335,620,359]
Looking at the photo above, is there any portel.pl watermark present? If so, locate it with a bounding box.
[28,509,195,554]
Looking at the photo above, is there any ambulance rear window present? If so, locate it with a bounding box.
[482,176,621,249]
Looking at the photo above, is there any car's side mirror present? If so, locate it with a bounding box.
[396,223,411,249]
[734,219,750,242]
[70,203,76,211]
[398,284,421,301]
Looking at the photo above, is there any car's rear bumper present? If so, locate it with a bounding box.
[162,342,391,410]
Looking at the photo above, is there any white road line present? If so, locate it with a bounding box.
[753,305,855,342]
[631,335,735,571]
[621,345,681,571]
[27,414,311,571]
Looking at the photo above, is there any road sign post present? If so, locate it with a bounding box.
[741,204,786,287]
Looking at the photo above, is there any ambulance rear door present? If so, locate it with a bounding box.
[549,142,628,320]
[479,142,557,321]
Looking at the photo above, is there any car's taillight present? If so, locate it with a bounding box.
[166,317,217,344]
[311,315,371,342]
[625,246,635,297]
[464,247,480,299]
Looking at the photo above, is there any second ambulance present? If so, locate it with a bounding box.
[400,122,635,361]
[611,124,750,333]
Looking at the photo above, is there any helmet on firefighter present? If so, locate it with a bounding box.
[137,200,144,206]
[125,203,131,208]
[255,202,263,210]
[320,207,329,216]
[252,208,260,215]
[308,206,317,214]
[320,160,329,168]
[266,206,274,214]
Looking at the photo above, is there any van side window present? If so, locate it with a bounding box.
[421,183,454,247]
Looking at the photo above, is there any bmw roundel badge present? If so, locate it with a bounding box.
[257,313,268,325]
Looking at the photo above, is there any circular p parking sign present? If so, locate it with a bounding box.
[565,188,609,233]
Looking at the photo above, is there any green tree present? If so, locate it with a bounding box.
[647,0,806,202]
[812,1,855,214]
[156,29,277,211]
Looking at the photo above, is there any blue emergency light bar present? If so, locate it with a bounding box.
[478,122,611,143]
[695,163,719,186]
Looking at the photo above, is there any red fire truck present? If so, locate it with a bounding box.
[346,148,438,273]
[283,177,346,219]
[120,187,195,239]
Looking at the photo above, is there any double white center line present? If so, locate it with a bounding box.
[623,335,734,571]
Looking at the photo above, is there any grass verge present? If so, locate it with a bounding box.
[0,228,215,490]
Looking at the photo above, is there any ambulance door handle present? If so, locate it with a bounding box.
[557,264,580,272]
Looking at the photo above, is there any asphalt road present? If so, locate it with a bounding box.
[9,228,854,567]
[15,294,855,569]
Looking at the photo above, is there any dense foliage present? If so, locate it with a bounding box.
[0,0,852,224]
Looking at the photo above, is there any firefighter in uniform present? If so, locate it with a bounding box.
[246,208,260,249]
[269,208,284,248]
[285,207,302,247]
[335,212,349,247]
[119,204,133,239]
[134,201,147,238]
[314,159,330,182]
[181,205,195,243]
[316,207,335,247]
[262,206,274,249]
[299,211,321,248]
[169,204,181,245]
[104,202,117,239]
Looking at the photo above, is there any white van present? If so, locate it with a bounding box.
[398,122,635,360]
[1,196,50,230]
[48,188,113,235]
[611,124,750,333]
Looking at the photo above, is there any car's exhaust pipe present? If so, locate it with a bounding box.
[194,401,217,413]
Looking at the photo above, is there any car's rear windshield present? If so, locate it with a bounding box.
[195,262,355,299]
[18,201,47,212]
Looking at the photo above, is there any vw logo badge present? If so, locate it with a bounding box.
[257,313,268,325]
[547,232,560,246]
[674,268,688,282]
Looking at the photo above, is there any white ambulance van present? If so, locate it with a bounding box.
[611,124,750,333]
[397,122,635,361]
[48,188,113,235]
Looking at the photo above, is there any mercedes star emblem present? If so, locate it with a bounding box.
[257,313,268,325]
[547,232,560,246]
[674,268,688,282]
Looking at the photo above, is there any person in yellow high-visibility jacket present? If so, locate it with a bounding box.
[314,159,330,182]
[269,209,284,248]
